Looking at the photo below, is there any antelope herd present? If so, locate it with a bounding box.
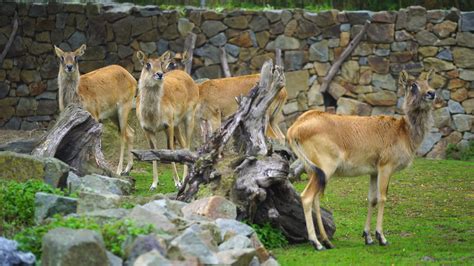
[55,44,438,249]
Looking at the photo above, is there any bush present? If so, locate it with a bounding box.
[247,222,288,249]
[446,141,474,161]
[14,216,155,259]
[0,180,66,236]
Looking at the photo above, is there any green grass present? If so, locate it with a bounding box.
[273,159,474,265]
[131,161,180,197]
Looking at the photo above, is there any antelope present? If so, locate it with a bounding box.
[136,50,199,190]
[287,70,437,250]
[170,51,288,143]
[54,44,136,175]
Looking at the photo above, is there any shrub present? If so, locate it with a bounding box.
[14,216,155,259]
[0,180,66,236]
[446,140,474,161]
[247,222,288,249]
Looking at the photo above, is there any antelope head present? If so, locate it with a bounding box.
[400,69,437,112]
[54,44,86,75]
[137,50,172,88]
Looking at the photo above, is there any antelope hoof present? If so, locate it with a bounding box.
[149,183,158,191]
[120,170,130,176]
[375,231,389,246]
[309,240,325,251]
[362,231,374,245]
[175,182,182,190]
[322,239,335,249]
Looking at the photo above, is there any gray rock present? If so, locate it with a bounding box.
[460,12,474,32]
[225,43,240,57]
[453,114,473,132]
[132,250,171,266]
[460,69,474,81]
[142,199,186,222]
[284,51,306,71]
[0,152,69,188]
[372,73,397,91]
[217,248,256,266]
[216,218,255,239]
[337,97,372,116]
[125,235,166,266]
[448,100,465,114]
[35,192,78,223]
[346,11,373,25]
[417,132,442,156]
[194,65,222,79]
[42,228,108,266]
[273,35,300,50]
[219,235,252,251]
[181,196,237,220]
[201,20,227,37]
[168,230,219,264]
[265,10,282,23]
[436,49,453,61]
[464,132,474,140]
[209,32,227,47]
[68,31,87,50]
[391,42,407,52]
[456,32,474,48]
[416,30,438,46]
[107,251,122,266]
[432,107,452,128]
[126,205,177,233]
[79,208,130,225]
[157,39,169,55]
[0,82,9,99]
[29,3,47,17]
[195,44,221,65]
[77,192,122,213]
[71,174,133,196]
[17,97,38,116]
[0,237,35,265]
[250,16,270,32]
[262,257,280,266]
[3,117,21,130]
[407,6,427,32]
[178,18,194,37]
[36,92,57,100]
[309,40,329,62]
[139,42,156,55]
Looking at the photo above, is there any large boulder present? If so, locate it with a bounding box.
[70,174,133,195]
[181,196,237,220]
[35,192,78,223]
[42,228,109,266]
[77,192,122,213]
[126,205,177,234]
[0,151,69,188]
[216,248,256,266]
[125,235,167,266]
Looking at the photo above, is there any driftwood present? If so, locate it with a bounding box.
[275,48,283,68]
[32,104,113,176]
[0,11,18,65]
[183,33,196,75]
[320,20,371,94]
[220,46,231,78]
[133,60,336,242]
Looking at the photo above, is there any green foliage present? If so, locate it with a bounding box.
[446,141,474,161]
[0,180,68,236]
[14,216,155,259]
[102,219,155,257]
[247,222,288,249]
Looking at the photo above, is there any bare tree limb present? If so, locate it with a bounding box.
[132,149,197,164]
[220,46,231,78]
[320,20,371,93]
[0,11,18,65]
[275,48,283,68]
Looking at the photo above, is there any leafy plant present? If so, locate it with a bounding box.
[0,180,68,237]
[247,222,288,249]
[14,216,155,259]
[446,140,474,161]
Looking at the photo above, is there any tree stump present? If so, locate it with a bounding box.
[133,60,336,242]
[32,104,113,176]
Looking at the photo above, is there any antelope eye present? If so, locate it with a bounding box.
[60,56,64,62]
[146,63,151,70]
[411,83,418,90]
[73,56,77,62]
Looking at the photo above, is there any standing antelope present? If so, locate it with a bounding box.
[287,70,437,250]
[54,44,136,175]
[170,51,288,143]
[136,51,199,190]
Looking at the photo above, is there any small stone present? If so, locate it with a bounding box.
[181,196,237,220]
[452,114,473,132]
[448,100,465,114]
[452,47,474,68]
[216,218,255,239]
[363,90,397,106]
[314,62,330,76]
[432,107,452,128]
[35,192,77,223]
[368,56,390,74]
[372,73,397,91]
[451,88,468,102]
[209,32,227,47]
[407,6,427,32]
[169,230,219,264]
[255,31,270,48]
[417,132,442,156]
[367,23,394,43]
[229,30,256,48]
[133,250,171,266]
[249,16,270,32]
[418,46,438,57]
[460,11,474,32]
[436,49,453,61]
[341,60,359,84]
[274,35,300,50]
[309,40,328,62]
[201,20,227,37]
[285,70,309,99]
[456,32,474,48]
[462,98,474,114]
[395,30,413,41]
[127,205,177,233]
[460,69,474,81]
[219,235,252,251]
[432,20,457,38]
[359,67,372,85]
[177,18,194,37]
[423,57,455,71]
[284,51,306,71]
[217,248,256,266]
[223,16,248,29]
[77,192,121,213]
[416,30,438,46]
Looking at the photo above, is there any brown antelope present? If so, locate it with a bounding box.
[136,50,199,190]
[169,51,288,143]
[287,70,437,250]
[54,44,136,175]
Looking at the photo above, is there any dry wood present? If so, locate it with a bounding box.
[0,11,18,65]
[220,46,231,78]
[275,48,283,68]
[183,33,196,75]
[32,104,113,176]
[320,20,371,94]
[132,149,197,164]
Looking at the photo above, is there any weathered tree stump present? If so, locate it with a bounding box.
[133,60,336,242]
[32,104,113,176]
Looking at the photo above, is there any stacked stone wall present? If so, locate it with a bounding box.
[0,3,473,157]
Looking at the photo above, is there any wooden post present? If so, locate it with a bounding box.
[183,33,197,75]
[220,46,231,78]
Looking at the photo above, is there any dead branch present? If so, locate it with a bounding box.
[220,46,231,78]
[0,11,18,65]
[183,33,196,75]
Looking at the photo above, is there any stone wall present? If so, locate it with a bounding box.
[0,3,473,158]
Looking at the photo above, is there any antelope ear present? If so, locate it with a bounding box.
[136,51,147,66]
[425,68,434,82]
[399,70,408,90]
[160,50,172,70]
[74,44,87,57]
[182,50,189,61]
[54,45,64,58]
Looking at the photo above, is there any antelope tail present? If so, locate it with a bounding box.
[288,138,327,193]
